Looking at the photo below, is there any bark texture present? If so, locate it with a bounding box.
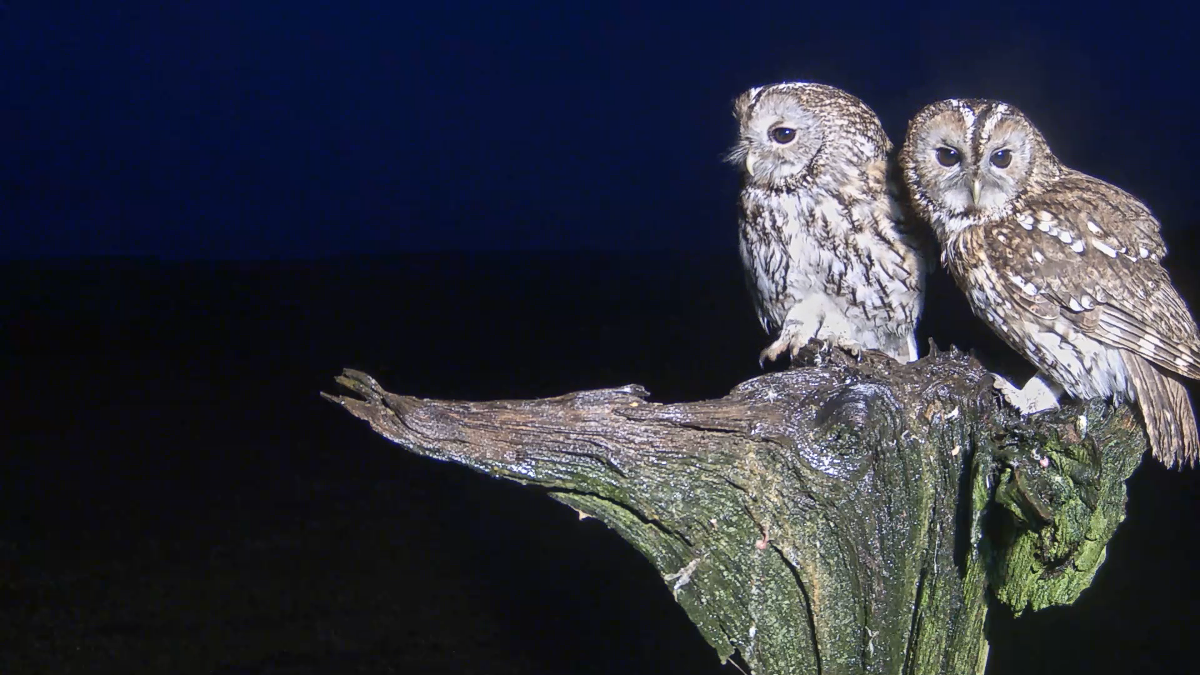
[323,343,1147,675]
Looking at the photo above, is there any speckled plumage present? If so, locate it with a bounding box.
[900,98,1200,468]
[726,82,928,365]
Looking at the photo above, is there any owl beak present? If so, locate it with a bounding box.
[745,155,757,176]
[970,179,982,205]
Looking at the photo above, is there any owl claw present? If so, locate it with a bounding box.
[759,334,865,367]
[789,340,809,360]
[993,374,1063,415]
[834,339,864,360]
[758,340,791,368]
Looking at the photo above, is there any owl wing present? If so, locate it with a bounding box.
[1057,171,1168,260]
[990,175,1200,380]
[737,198,784,335]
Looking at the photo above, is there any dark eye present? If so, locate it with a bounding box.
[991,149,1013,168]
[935,147,960,167]
[770,127,796,144]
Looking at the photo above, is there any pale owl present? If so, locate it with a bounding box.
[726,82,928,365]
[900,98,1200,468]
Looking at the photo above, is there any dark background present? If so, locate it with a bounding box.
[2,2,1199,674]
[3,2,1198,259]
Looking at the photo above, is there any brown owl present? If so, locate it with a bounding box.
[726,82,928,365]
[900,98,1200,468]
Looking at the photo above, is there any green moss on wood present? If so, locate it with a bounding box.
[988,400,1145,615]
[325,343,1149,674]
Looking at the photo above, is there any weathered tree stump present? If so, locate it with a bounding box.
[323,342,1147,675]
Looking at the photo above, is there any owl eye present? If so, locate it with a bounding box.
[935,147,960,167]
[991,149,1013,169]
[770,127,797,144]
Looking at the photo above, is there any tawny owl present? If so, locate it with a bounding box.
[900,98,1200,468]
[726,82,928,365]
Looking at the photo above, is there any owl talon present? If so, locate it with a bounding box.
[993,374,1062,415]
[759,318,816,366]
[788,340,809,360]
[758,340,790,368]
[835,339,865,360]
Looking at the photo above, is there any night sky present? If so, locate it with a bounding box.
[3,2,1197,259]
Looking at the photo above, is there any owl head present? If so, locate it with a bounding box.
[726,82,889,190]
[899,98,1063,237]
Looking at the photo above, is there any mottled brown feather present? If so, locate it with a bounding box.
[999,172,1200,379]
[1122,351,1200,468]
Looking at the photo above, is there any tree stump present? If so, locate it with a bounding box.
[323,342,1147,675]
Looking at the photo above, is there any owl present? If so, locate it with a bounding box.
[726,82,928,366]
[900,98,1200,468]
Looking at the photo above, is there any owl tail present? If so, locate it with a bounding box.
[1121,351,1200,469]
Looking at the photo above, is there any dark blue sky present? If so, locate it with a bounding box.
[2,2,1197,259]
